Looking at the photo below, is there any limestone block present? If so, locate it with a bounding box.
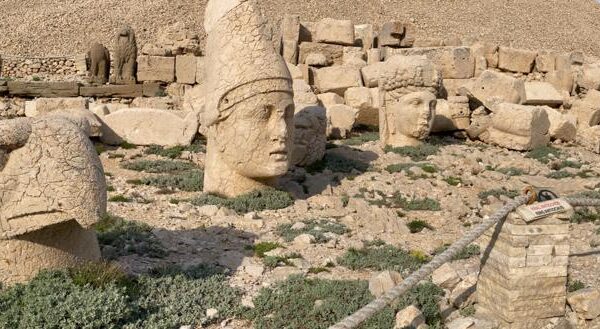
[314,65,362,95]
[385,47,474,79]
[567,288,600,320]
[431,96,471,132]
[523,82,563,106]
[80,84,143,98]
[293,105,326,167]
[367,49,381,64]
[570,90,600,127]
[379,21,415,48]
[293,79,318,105]
[544,107,577,141]
[0,116,106,284]
[98,108,198,146]
[137,55,175,82]
[142,82,166,97]
[446,318,475,329]
[286,63,304,80]
[317,92,345,107]
[443,78,475,97]
[327,104,358,138]
[8,81,79,98]
[354,24,374,50]
[546,69,575,94]
[281,14,300,64]
[460,70,526,109]
[342,47,367,68]
[535,50,556,73]
[131,97,173,110]
[196,56,206,83]
[298,42,344,65]
[472,42,499,68]
[432,263,461,290]
[577,63,600,91]
[369,270,403,297]
[314,18,355,46]
[498,47,537,73]
[577,126,600,154]
[345,87,378,126]
[306,53,329,67]
[24,97,88,118]
[450,272,477,308]
[488,103,550,151]
[176,55,197,84]
[394,305,425,329]
[361,62,386,88]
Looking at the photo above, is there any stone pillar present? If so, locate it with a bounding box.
[477,202,572,328]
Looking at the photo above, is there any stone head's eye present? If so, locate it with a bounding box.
[409,99,422,106]
[261,105,274,119]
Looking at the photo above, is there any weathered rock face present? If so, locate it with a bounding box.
[488,103,550,150]
[571,89,600,128]
[0,116,105,284]
[200,0,294,197]
[140,22,202,57]
[111,25,138,85]
[97,108,199,147]
[568,288,600,320]
[314,18,355,46]
[379,55,442,147]
[460,70,525,109]
[87,43,110,84]
[292,105,327,167]
[498,47,537,73]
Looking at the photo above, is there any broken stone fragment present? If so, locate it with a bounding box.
[570,90,600,128]
[488,103,550,151]
[460,70,526,110]
[522,82,563,107]
[567,288,600,320]
[394,305,426,329]
[368,270,403,297]
[326,104,358,139]
[498,47,537,73]
[431,96,471,132]
[314,18,355,46]
[345,86,378,127]
[544,107,577,141]
[314,65,362,95]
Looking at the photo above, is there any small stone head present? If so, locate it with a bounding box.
[390,91,437,141]
[209,79,295,178]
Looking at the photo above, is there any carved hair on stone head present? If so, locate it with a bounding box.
[380,55,442,101]
[215,78,293,124]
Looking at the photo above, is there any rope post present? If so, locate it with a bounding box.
[477,200,573,328]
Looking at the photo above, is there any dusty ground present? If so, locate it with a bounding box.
[1,0,600,57]
[100,134,600,328]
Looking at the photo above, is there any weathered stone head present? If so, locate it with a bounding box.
[0,115,106,284]
[111,25,137,84]
[379,55,442,147]
[200,0,294,197]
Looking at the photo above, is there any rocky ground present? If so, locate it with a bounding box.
[99,132,600,328]
[1,0,600,57]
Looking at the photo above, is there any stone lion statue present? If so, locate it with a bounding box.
[110,25,137,84]
[0,115,106,284]
[87,42,111,84]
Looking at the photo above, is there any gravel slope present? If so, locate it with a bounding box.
[1,0,600,57]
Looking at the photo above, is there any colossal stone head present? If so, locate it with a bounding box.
[0,115,106,284]
[201,0,294,197]
[379,55,442,147]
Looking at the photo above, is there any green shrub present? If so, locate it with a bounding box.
[337,244,426,275]
[305,153,370,173]
[384,144,440,161]
[119,142,137,150]
[250,242,284,258]
[190,189,294,214]
[571,208,600,223]
[343,132,380,146]
[497,167,525,176]
[407,220,433,233]
[553,160,583,170]
[275,219,349,243]
[392,194,441,211]
[134,170,204,192]
[263,253,302,269]
[444,176,462,186]
[122,159,199,173]
[94,214,167,260]
[394,282,444,326]
[432,244,481,261]
[107,185,115,192]
[308,267,331,274]
[546,170,573,179]
[526,146,562,164]
[144,139,206,159]
[0,264,243,329]
[108,194,131,203]
[460,305,476,317]
[249,275,396,329]
[478,188,520,201]
[568,280,586,293]
[385,163,438,176]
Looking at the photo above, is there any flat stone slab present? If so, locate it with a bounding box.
[523,82,563,106]
[8,81,79,97]
[80,84,143,98]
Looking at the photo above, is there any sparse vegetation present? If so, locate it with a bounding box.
[305,153,370,174]
[444,176,462,186]
[337,243,427,275]
[130,170,204,192]
[407,220,434,233]
[393,194,441,211]
[108,194,132,203]
[94,214,167,260]
[190,189,294,214]
[119,142,137,150]
[460,305,476,317]
[526,146,562,164]
[144,138,206,159]
[263,253,302,269]
[0,263,244,329]
[343,131,380,146]
[122,159,199,173]
[497,167,525,176]
[307,267,331,274]
[275,219,349,243]
[95,143,107,155]
[250,242,284,258]
[568,280,586,292]
[552,160,583,170]
[432,244,481,261]
[478,188,520,201]
[385,163,438,178]
[384,144,440,161]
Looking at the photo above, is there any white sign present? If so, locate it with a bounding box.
[516,198,572,223]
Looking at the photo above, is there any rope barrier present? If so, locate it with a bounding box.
[328,194,600,329]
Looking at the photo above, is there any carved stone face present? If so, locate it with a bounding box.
[212,91,294,178]
[389,91,437,140]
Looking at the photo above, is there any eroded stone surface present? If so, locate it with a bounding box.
[488,103,550,150]
[87,43,110,84]
[110,25,137,84]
